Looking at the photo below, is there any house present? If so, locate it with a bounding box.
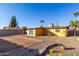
[26,27,46,36]
[46,26,68,37]
[26,26,68,37]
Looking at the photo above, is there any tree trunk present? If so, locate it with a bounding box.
[74,26,76,39]
[41,23,43,27]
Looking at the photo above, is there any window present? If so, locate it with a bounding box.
[56,29,60,32]
[29,30,33,35]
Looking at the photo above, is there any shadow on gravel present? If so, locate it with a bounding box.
[64,48,75,50]
[41,44,75,56]
[0,38,22,53]
[0,38,40,56]
[0,38,76,56]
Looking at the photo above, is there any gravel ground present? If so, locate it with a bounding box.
[0,35,79,56]
[26,36,79,56]
[0,35,40,54]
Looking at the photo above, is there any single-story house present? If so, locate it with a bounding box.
[26,26,68,37]
[26,27,46,36]
[46,26,68,37]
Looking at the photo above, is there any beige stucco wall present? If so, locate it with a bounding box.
[26,29,36,36]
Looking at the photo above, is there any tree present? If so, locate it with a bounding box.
[73,12,79,17]
[70,20,79,39]
[50,23,54,27]
[70,20,79,27]
[49,23,54,27]
[72,12,79,39]
[40,19,45,27]
[3,27,7,30]
[9,16,18,27]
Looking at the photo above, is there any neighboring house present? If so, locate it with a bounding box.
[76,26,79,30]
[68,26,79,36]
[26,26,68,37]
[68,26,74,31]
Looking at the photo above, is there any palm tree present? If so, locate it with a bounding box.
[70,20,79,39]
[73,12,79,39]
[70,20,79,27]
[73,12,79,17]
[40,19,45,27]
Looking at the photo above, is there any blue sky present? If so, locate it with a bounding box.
[0,3,79,29]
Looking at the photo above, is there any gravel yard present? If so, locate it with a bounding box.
[26,36,79,56]
[0,35,79,56]
[0,35,40,54]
